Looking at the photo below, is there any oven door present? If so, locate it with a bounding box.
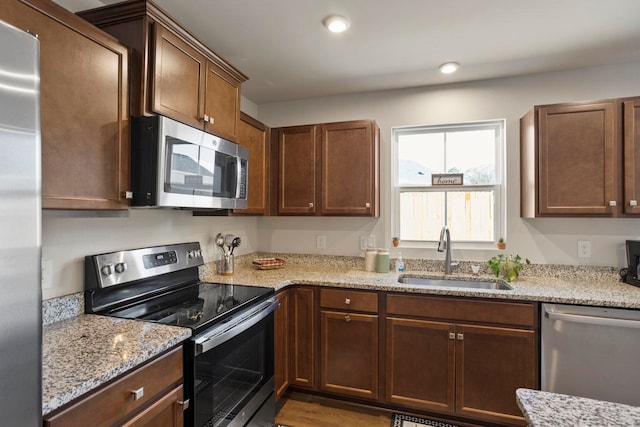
[188,298,277,427]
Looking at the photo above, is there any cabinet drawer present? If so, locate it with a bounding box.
[44,346,183,427]
[320,288,378,312]
[387,294,536,328]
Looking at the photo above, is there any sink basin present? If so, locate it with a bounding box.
[398,275,512,290]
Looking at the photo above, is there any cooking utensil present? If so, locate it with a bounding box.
[230,237,241,255]
[224,234,234,253]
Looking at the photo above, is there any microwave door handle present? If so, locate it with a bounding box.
[195,298,278,354]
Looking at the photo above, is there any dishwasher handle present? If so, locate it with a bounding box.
[544,304,640,329]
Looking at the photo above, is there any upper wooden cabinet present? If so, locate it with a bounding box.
[272,120,380,216]
[78,0,246,142]
[233,113,270,215]
[2,0,130,210]
[521,97,640,217]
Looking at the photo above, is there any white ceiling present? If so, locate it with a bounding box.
[57,0,640,104]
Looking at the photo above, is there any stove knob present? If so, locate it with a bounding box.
[101,264,114,276]
[115,262,127,273]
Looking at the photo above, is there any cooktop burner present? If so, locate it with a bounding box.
[107,281,272,332]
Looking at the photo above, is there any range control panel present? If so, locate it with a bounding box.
[86,242,204,289]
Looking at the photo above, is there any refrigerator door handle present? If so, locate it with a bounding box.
[545,304,640,329]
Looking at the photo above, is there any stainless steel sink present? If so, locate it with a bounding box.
[398,275,512,290]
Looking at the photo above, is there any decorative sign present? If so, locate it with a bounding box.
[432,173,464,186]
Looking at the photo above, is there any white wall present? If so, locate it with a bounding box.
[256,60,640,268]
[42,210,258,299]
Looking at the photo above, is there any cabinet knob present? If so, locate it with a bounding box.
[344,298,351,305]
[365,202,370,208]
[308,202,314,208]
[123,191,133,199]
[131,387,144,400]
[609,200,617,207]
[449,332,455,340]
[177,399,190,410]
[209,116,215,124]
[456,333,464,340]
[203,114,210,123]
[345,314,351,322]
[630,200,638,207]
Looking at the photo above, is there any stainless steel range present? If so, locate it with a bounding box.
[84,242,277,427]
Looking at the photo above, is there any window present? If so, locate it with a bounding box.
[392,120,505,245]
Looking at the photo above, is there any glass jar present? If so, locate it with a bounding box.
[375,248,390,273]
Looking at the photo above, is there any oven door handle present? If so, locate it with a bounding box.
[195,297,278,355]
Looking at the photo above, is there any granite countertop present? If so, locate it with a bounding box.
[516,389,640,426]
[199,254,640,309]
[42,314,191,416]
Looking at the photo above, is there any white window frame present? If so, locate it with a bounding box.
[391,119,506,249]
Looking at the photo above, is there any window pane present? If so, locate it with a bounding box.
[447,191,494,241]
[445,130,496,184]
[399,192,444,240]
[398,133,444,185]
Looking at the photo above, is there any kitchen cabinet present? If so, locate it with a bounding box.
[272,120,379,216]
[386,295,537,426]
[233,113,271,215]
[290,286,317,389]
[319,288,379,400]
[274,289,290,399]
[2,0,130,210]
[520,96,640,217]
[78,0,247,142]
[43,346,186,427]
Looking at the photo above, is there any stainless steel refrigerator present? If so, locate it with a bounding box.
[0,19,42,425]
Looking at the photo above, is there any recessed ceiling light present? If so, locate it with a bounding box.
[439,62,460,74]
[323,15,350,33]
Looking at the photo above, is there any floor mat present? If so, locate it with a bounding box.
[391,413,463,427]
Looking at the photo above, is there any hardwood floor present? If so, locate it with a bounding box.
[275,392,392,427]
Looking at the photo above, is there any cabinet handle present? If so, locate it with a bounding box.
[131,387,144,400]
[123,191,133,199]
[365,202,370,208]
[609,200,617,207]
[630,200,638,207]
[177,399,190,410]
[203,114,210,123]
[448,332,455,340]
[456,333,464,340]
[308,202,314,208]
[344,298,351,305]
[345,314,351,322]
[209,116,215,124]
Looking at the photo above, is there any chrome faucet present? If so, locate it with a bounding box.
[437,225,457,274]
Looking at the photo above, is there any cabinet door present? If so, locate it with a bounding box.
[277,126,320,215]
[121,385,185,427]
[455,324,535,425]
[233,113,270,215]
[152,24,205,129]
[537,102,617,215]
[274,289,290,399]
[385,317,455,414]
[320,121,379,216]
[624,98,640,214]
[290,287,316,388]
[320,310,378,400]
[204,61,241,141]
[2,0,130,210]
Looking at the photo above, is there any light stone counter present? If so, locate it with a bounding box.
[516,389,640,426]
[42,314,191,415]
[200,254,640,309]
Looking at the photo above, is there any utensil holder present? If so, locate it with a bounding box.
[217,254,234,276]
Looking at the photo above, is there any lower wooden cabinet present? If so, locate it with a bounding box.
[43,347,186,427]
[281,287,538,427]
[274,289,290,399]
[290,286,316,389]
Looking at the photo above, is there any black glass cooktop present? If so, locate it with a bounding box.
[107,282,273,332]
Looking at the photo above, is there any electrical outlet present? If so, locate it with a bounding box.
[360,236,368,250]
[367,235,376,248]
[578,240,591,258]
[42,258,52,289]
[316,235,327,250]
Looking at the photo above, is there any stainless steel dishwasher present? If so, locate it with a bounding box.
[541,303,640,405]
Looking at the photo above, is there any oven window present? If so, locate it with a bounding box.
[164,137,215,195]
[194,317,272,427]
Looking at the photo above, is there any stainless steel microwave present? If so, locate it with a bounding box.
[131,115,248,209]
